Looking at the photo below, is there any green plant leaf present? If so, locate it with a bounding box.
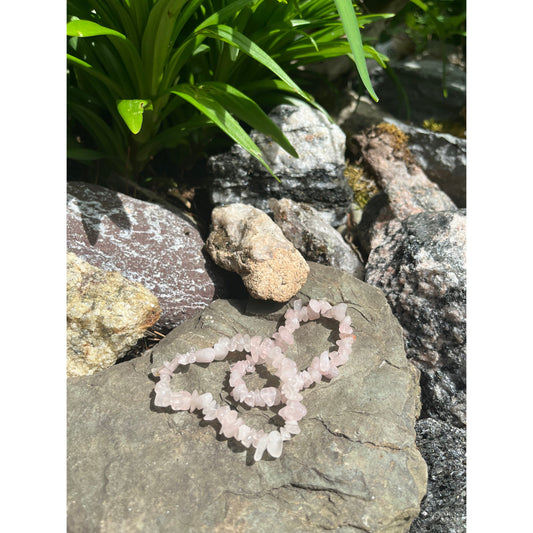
[333,0,379,102]
[200,82,298,158]
[117,99,153,134]
[66,19,126,39]
[170,84,278,180]
[199,24,309,102]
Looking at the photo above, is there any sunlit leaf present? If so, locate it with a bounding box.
[117,99,153,134]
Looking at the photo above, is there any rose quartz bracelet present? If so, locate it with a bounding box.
[151,299,355,461]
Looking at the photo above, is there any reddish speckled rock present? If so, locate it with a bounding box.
[67,181,226,329]
[365,210,466,427]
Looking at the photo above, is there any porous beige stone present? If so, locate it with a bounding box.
[205,204,309,301]
[67,252,161,377]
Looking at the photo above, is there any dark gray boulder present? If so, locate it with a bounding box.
[409,418,466,533]
[67,262,427,532]
[207,100,353,227]
[368,58,466,124]
[67,181,231,329]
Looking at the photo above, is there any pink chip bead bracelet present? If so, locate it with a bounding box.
[152,299,355,461]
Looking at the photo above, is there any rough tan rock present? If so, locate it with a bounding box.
[205,204,309,302]
[67,252,161,377]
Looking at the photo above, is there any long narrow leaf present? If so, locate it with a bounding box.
[141,0,187,93]
[333,0,379,101]
[67,53,124,96]
[170,84,278,180]
[200,25,308,101]
[199,82,298,158]
[67,19,126,39]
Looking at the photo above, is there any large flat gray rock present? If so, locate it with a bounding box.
[67,262,427,532]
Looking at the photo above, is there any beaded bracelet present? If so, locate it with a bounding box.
[151,299,355,461]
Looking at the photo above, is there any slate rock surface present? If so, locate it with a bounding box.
[365,210,466,428]
[67,262,427,533]
[67,251,161,377]
[207,100,353,227]
[410,419,466,533]
[205,203,309,301]
[269,197,365,280]
[67,181,227,329]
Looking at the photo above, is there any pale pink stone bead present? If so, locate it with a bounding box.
[254,433,269,461]
[307,299,321,320]
[242,334,251,352]
[155,366,172,378]
[250,336,263,362]
[228,337,238,352]
[284,421,301,435]
[285,373,305,392]
[243,392,255,407]
[202,404,218,421]
[284,307,297,320]
[180,351,197,365]
[266,430,283,458]
[220,409,238,424]
[323,365,339,380]
[298,306,309,322]
[215,405,231,422]
[221,411,243,438]
[196,392,214,409]
[308,366,322,384]
[279,326,294,344]
[169,391,192,410]
[331,303,348,321]
[279,427,292,441]
[260,387,278,407]
[252,429,266,447]
[237,424,254,448]
[293,299,303,312]
[278,400,307,422]
[195,347,216,363]
[189,390,201,411]
[281,384,303,402]
[253,390,266,407]
[279,358,298,381]
[330,350,349,367]
[154,376,170,394]
[318,300,332,315]
[319,351,331,373]
[339,316,353,337]
[230,360,247,375]
[213,337,230,360]
[307,306,320,320]
[202,399,217,414]
[223,421,242,439]
[285,316,300,332]
[229,371,245,388]
[231,383,248,402]
[336,337,353,350]
[154,389,171,407]
[300,370,314,388]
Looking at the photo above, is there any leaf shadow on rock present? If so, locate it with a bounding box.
[68,183,132,246]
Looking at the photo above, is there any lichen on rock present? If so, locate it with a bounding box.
[67,252,161,377]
